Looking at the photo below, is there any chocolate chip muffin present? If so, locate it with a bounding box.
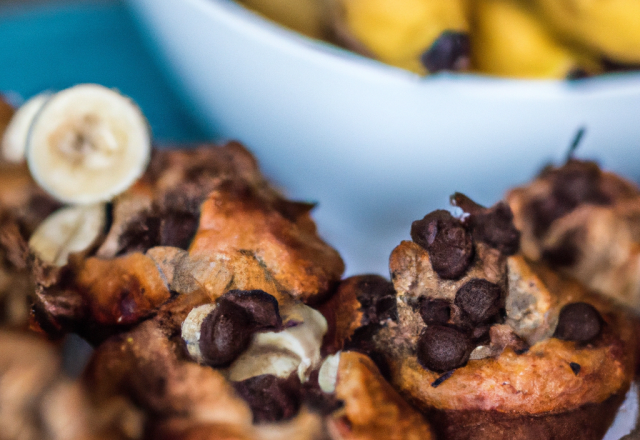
[369,194,637,440]
[23,142,344,343]
[507,158,640,313]
[85,287,434,439]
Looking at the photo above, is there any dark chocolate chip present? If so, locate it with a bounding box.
[541,228,583,268]
[232,374,302,423]
[554,302,602,342]
[514,346,530,355]
[421,31,470,73]
[221,290,283,331]
[199,300,253,367]
[411,210,474,280]
[471,325,491,344]
[468,202,521,255]
[569,362,581,375]
[455,279,503,325]
[552,160,610,209]
[354,275,398,325]
[417,325,472,373]
[431,370,455,388]
[419,298,451,325]
[528,160,611,238]
[117,215,162,255]
[160,211,199,249]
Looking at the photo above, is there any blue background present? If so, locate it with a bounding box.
[0,0,209,144]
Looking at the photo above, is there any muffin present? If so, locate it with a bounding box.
[368,194,636,440]
[507,158,640,313]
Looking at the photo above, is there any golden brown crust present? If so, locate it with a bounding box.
[328,351,434,440]
[30,142,343,338]
[190,183,344,303]
[381,261,636,415]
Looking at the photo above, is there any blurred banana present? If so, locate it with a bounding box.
[237,0,330,39]
[530,0,640,65]
[468,0,597,78]
[333,0,470,74]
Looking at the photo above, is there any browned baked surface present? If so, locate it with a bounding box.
[26,143,343,340]
[425,391,625,440]
[382,259,636,414]
[329,351,434,440]
[506,159,640,312]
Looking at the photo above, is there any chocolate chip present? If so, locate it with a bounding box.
[528,161,611,238]
[411,210,474,279]
[232,374,302,423]
[417,325,472,372]
[569,362,581,375]
[419,298,451,325]
[431,370,455,388]
[468,202,520,255]
[160,211,199,249]
[421,31,470,73]
[455,279,503,325]
[199,300,253,367]
[354,275,398,325]
[554,302,602,342]
[221,290,282,331]
[541,228,583,268]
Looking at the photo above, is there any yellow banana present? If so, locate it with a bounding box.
[237,0,329,39]
[530,0,640,64]
[335,0,470,74]
[469,0,595,78]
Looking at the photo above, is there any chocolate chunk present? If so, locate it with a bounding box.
[232,374,302,423]
[419,298,451,325]
[221,290,283,331]
[541,228,583,268]
[411,210,474,279]
[354,275,398,325]
[417,325,472,372]
[421,31,470,73]
[468,202,521,255]
[455,279,503,325]
[431,370,454,388]
[199,300,253,367]
[554,302,602,342]
[529,161,611,238]
[117,214,162,255]
[569,362,581,375]
[160,211,199,249]
[198,290,283,367]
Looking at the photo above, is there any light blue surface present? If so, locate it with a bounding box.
[0,0,209,143]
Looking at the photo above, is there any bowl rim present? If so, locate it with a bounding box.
[183,0,640,98]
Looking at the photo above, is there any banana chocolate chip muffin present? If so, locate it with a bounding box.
[369,194,636,440]
[507,158,640,313]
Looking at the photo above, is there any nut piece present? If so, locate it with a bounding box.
[226,302,328,382]
[28,204,105,266]
[26,84,151,204]
[505,256,556,344]
[318,352,341,393]
[181,303,217,363]
[1,93,51,163]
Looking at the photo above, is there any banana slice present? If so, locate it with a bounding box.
[1,93,51,163]
[26,84,151,204]
[29,204,106,266]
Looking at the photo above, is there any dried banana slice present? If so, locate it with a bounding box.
[29,204,106,266]
[1,93,51,163]
[26,84,151,204]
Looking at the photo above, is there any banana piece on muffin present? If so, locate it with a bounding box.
[366,194,637,440]
[507,158,640,313]
[85,286,434,439]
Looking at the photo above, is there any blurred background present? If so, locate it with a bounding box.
[2,0,640,278]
